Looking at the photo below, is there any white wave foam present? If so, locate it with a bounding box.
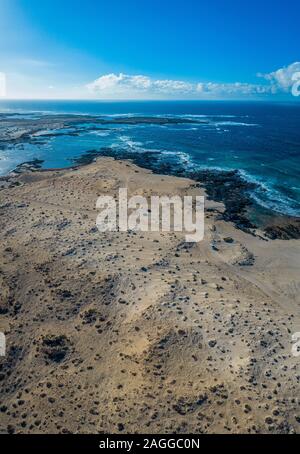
[178,164,299,216]
[181,114,237,119]
[214,121,259,127]
[89,131,110,137]
[159,150,195,170]
[0,151,22,176]
[119,135,144,148]
[238,170,300,216]
[103,113,140,118]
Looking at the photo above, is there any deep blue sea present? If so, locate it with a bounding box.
[0,100,300,217]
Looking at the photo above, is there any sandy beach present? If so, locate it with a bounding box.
[0,157,299,434]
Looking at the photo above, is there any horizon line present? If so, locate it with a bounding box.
[1,98,299,103]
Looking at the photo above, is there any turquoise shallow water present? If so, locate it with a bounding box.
[0,100,300,216]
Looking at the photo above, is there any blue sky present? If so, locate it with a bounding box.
[0,0,299,99]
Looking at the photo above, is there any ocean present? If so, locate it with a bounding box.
[0,100,300,217]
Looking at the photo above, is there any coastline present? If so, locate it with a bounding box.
[1,111,299,239]
[2,147,300,240]
[0,156,299,434]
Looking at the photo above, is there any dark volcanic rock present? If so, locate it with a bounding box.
[190,169,257,232]
[40,335,71,363]
[264,220,300,240]
[12,159,44,174]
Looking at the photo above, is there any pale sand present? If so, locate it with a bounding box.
[0,157,299,434]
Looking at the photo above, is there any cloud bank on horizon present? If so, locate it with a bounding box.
[86,62,300,99]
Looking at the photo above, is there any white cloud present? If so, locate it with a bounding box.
[86,73,152,91]
[153,79,194,93]
[87,73,127,91]
[86,72,271,98]
[86,64,300,99]
[196,81,271,95]
[257,62,300,92]
[86,73,194,95]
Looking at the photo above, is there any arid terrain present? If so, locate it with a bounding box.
[0,157,299,434]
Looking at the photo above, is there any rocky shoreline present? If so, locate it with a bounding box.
[1,147,300,240]
[71,147,300,240]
